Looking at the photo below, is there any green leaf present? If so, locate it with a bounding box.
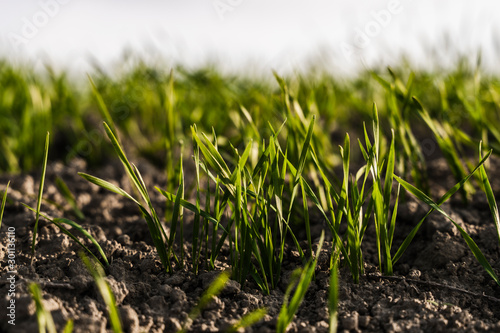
[227,308,267,333]
[29,283,57,333]
[88,75,118,137]
[479,144,500,246]
[81,254,123,333]
[392,149,490,264]
[277,232,324,333]
[0,181,9,230]
[78,173,139,205]
[329,260,339,333]
[394,156,500,286]
[55,176,85,220]
[32,132,50,259]
[23,204,109,268]
[180,272,230,333]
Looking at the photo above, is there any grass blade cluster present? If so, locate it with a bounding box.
[158,113,317,293]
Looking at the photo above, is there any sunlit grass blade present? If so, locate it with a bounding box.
[392,149,492,264]
[22,205,109,267]
[32,132,50,260]
[329,260,339,333]
[413,97,472,202]
[168,157,184,262]
[395,172,500,286]
[479,143,500,246]
[389,183,401,248]
[78,173,139,204]
[276,231,324,333]
[226,308,267,333]
[155,187,226,232]
[87,75,118,137]
[192,140,202,274]
[180,271,230,333]
[81,254,123,333]
[29,282,57,333]
[191,125,232,183]
[80,122,171,272]
[0,181,9,230]
[295,114,316,184]
[55,176,85,221]
[63,320,74,333]
[102,122,149,205]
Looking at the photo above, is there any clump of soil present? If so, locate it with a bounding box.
[1,158,500,332]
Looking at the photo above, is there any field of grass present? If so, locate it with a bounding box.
[1,56,500,332]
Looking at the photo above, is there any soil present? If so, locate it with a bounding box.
[1,157,500,333]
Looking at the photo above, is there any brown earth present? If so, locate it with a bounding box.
[1,157,500,333]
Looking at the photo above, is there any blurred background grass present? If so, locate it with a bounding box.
[1,55,499,180]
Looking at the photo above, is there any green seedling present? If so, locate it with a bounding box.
[0,181,9,229]
[29,282,74,333]
[55,176,85,221]
[28,132,108,267]
[80,122,172,272]
[392,148,492,265]
[180,271,230,333]
[394,147,499,286]
[329,259,339,333]
[32,132,50,260]
[413,97,474,203]
[479,142,500,247]
[276,231,324,333]
[365,104,399,275]
[226,308,267,333]
[164,117,315,293]
[24,206,109,267]
[373,69,428,193]
[81,254,122,333]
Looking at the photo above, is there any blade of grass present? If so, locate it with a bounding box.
[276,231,324,333]
[395,173,500,286]
[226,308,267,333]
[81,254,123,333]
[87,75,118,137]
[23,204,109,267]
[479,143,500,246]
[329,260,339,333]
[55,176,85,221]
[180,271,230,333]
[169,156,184,263]
[80,122,171,272]
[32,132,49,261]
[0,181,9,230]
[29,282,57,333]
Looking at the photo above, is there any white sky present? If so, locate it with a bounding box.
[0,0,499,75]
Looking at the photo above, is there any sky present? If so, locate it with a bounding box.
[0,0,499,76]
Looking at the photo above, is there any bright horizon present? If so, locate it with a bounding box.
[1,0,499,76]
